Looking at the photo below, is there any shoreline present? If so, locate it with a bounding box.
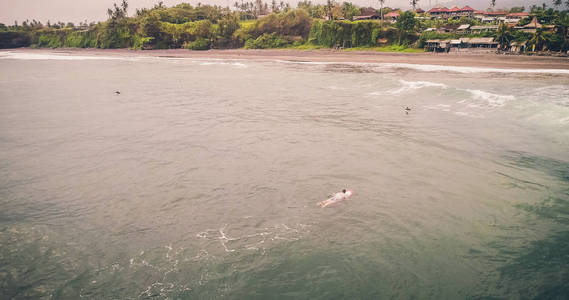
[4,47,569,70]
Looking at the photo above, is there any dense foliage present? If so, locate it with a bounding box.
[0,0,568,53]
[309,20,376,47]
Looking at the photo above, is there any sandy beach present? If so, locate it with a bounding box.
[7,47,569,70]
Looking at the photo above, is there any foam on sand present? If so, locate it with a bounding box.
[3,51,567,74]
[197,60,247,68]
[0,51,122,61]
[373,62,569,75]
[275,60,569,75]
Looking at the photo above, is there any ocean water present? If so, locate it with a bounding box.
[0,51,568,299]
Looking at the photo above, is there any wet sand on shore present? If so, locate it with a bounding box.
[8,47,569,70]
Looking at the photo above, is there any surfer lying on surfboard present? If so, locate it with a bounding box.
[318,189,353,208]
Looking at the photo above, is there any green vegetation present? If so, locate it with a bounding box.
[290,44,326,50]
[344,45,423,52]
[0,31,30,48]
[308,20,385,48]
[0,0,568,53]
[244,33,289,48]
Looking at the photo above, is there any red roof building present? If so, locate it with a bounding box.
[484,11,508,16]
[385,11,400,18]
[384,11,400,22]
[428,6,475,19]
[507,12,529,17]
[448,6,461,12]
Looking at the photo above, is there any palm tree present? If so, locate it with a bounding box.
[121,0,128,16]
[378,0,385,30]
[410,0,419,11]
[555,13,569,52]
[530,28,545,51]
[495,22,511,50]
[490,0,496,8]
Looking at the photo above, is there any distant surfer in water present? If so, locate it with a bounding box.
[318,189,353,208]
[405,106,411,114]
[115,91,121,95]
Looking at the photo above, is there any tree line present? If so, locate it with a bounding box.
[0,1,414,50]
[0,0,568,53]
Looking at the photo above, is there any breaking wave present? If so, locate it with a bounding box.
[0,51,121,61]
[525,85,569,107]
[197,61,247,68]
[370,79,449,95]
[464,89,516,108]
[275,60,569,75]
[374,62,569,75]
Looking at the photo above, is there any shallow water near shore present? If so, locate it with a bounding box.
[1,52,568,299]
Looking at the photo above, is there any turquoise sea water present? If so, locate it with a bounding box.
[0,51,568,299]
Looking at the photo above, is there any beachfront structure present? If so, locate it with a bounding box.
[462,37,499,48]
[425,37,498,52]
[456,24,471,34]
[509,41,527,53]
[520,16,542,32]
[353,7,381,20]
[470,25,499,33]
[505,12,530,23]
[427,6,474,19]
[478,11,508,23]
[384,11,400,22]
[471,11,515,23]
[473,10,486,20]
[514,16,556,33]
[353,13,380,20]
[425,39,451,52]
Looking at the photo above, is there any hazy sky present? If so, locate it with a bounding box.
[0,0,548,24]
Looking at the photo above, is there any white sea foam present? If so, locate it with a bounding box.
[3,52,566,74]
[373,79,449,95]
[375,62,569,74]
[274,59,569,75]
[198,61,247,68]
[0,52,248,68]
[196,222,309,254]
[0,51,121,61]
[424,104,452,112]
[454,111,483,118]
[465,89,516,107]
[219,58,569,75]
[401,80,449,89]
[327,85,347,90]
[526,85,569,107]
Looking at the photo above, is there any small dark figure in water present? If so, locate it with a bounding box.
[405,107,411,114]
[115,91,121,95]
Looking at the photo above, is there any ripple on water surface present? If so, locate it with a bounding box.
[0,54,568,298]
